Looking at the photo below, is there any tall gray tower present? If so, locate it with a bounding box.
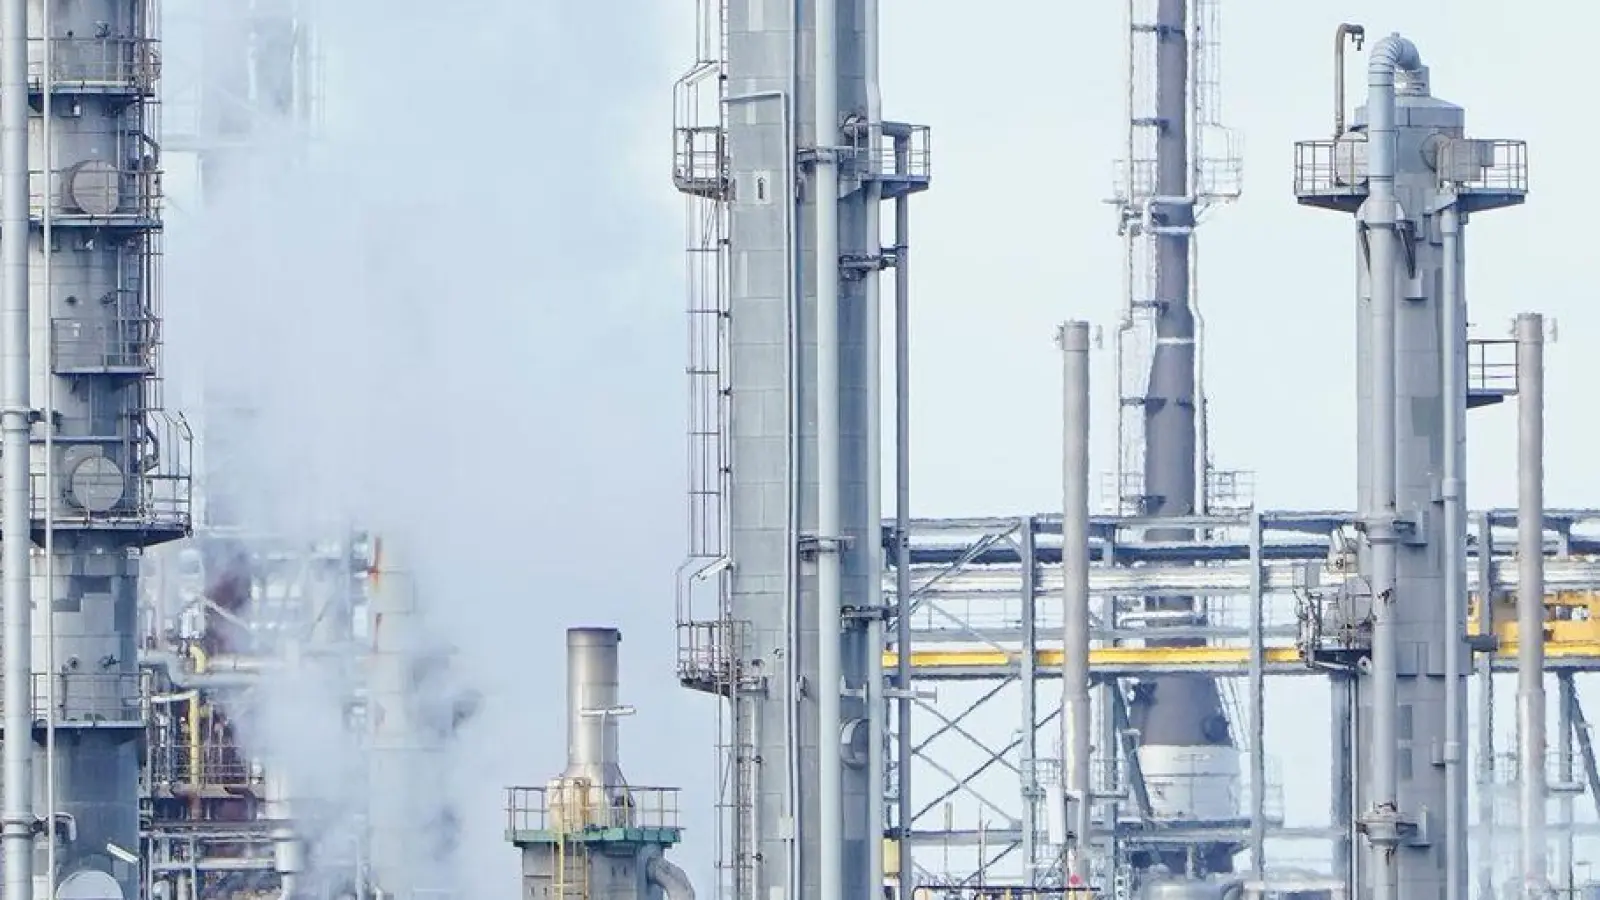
[671,3,928,900]
[1294,30,1527,900]
[21,1,191,897]
[1110,0,1243,879]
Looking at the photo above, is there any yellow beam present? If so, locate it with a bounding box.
[884,639,1600,672]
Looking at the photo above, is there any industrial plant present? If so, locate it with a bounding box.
[0,2,1585,900]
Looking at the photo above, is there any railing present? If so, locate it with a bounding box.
[1439,138,1528,195]
[1468,338,1518,397]
[29,163,161,220]
[33,433,193,534]
[30,38,159,90]
[1,672,145,724]
[672,125,726,198]
[51,315,159,374]
[1293,138,1366,196]
[147,741,259,789]
[862,123,932,182]
[506,784,681,834]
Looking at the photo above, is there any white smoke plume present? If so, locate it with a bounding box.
[160,1,706,897]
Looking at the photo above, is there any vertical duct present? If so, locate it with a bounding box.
[1516,312,1547,898]
[563,627,628,794]
[1440,203,1468,900]
[1059,321,1093,881]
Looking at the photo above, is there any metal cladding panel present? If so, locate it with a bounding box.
[725,1,874,898]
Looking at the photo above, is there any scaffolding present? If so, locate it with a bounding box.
[886,509,1600,897]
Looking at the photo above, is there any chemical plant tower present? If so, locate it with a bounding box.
[1107,0,1244,881]
[1293,28,1528,900]
[6,0,193,897]
[671,3,929,900]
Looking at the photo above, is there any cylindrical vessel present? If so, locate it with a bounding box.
[565,626,625,788]
[1059,321,1093,879]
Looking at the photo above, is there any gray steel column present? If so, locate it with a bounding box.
[0,0,34,898]
[814,0,844,897]
[1558,673,1575,897]
[1360,34,1423,900]
[1020,520,1038,883]
[1248,511,1265,876]
[1441,204,1468,900]
[893,130,914,900]
[1059,321,1092,883]
[1476,511,1498,900]
[1516,311,1547,899]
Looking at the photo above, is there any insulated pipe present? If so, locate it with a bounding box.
[862,5,887,896]
[891,127,914,900]
[1440,204,1468,900]
[564,627,625,788]
[1333,24,1366,137]
[813,2,845,899]
[1059,321,1093,882]
[1362,33,1422,900]
[1516,312,1547,899]
[647,854,697,900]
[0,0,34,896]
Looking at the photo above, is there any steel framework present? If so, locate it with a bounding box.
[887,510,1600,898]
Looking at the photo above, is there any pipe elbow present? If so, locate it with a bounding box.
[646,855,696,900]
[1367,33,1421,80]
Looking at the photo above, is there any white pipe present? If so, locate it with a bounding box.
[862,0,886,895]
[1440,204,1467,900]
[647,854,697,900]
[1,0,34,895]
[1516,311,1547,899]
[1362,33,1422,900]
[42,2,58,892]
[1059,321,1092,881]
[813,1,844,899]
[891,129,914,900]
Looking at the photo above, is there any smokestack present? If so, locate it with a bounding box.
[1515,312,1547,898]
[564,627,628,790]
[1058,321,1093,881]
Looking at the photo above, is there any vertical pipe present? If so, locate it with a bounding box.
[42,0,59,885]
[1516,311,1547,899]
[1019,522,1038,884]
[813,1,844,898]
[862,7,886,897]
[1440,204,1467,900]
[0,0,34,896]
[1248,511,1265,876]
[1362,34,1422,900]
[1476,511,1497,900]
[1558,674,1575,897]
[1059,320,1092,883]
[892,131,914,900]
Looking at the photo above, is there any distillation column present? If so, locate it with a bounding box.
[1293,29,1528,900]
[1120,0,1240,876]
[24,1,191,897]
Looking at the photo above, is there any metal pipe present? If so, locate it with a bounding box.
[1362,33,1423,900]
[1476,512,1497,900]
[1440,203,1467,900]
[863,4,886,894]
[892,128,914,900]
[1516,311,1547,899]
[1248,511,1266,876]
[564,627,625,788]
[1059,321,1092,882]
[814,1,845,898]
[647,854,697,900]
[0,0,33,892]
[1558,673,1576,897]
[42,0,59,888]
[1333,24,1366,137]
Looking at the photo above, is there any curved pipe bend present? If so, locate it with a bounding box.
[1367,33,1421,81]
[646,854,696,900]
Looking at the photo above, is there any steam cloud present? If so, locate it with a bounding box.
[160,1,705,897]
